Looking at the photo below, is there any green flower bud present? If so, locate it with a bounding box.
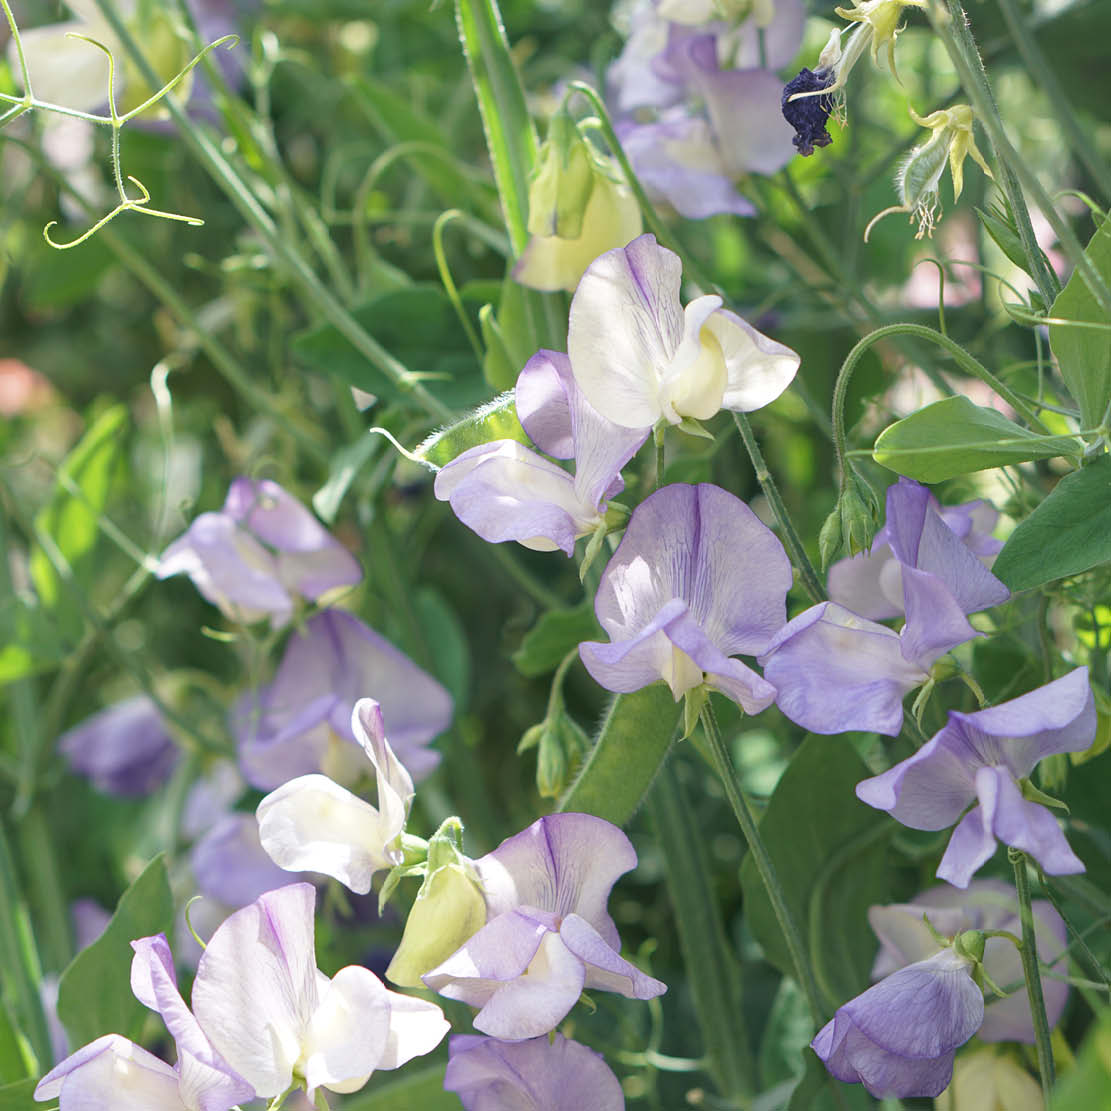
[819,470,879,568]
[386,819,486,988]
[527,110,595,241]
[953,928,986,966]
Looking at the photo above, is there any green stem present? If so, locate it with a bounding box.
[731,413,825,604]
[648,761,754,1104]
[994,0,1111,203]
[831,322,1053,481]
[1010,849,1056,1101]
[91,0,454,424]
[934,1,1111,317]
[15,806,72,974]
[699,701,825,1024]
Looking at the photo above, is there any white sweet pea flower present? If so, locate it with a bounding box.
[256,698,414,894]
[191,883,448,1100]
[567,234,799,428]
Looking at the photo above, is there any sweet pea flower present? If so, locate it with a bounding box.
[936,1047,1044,1111]
[444,1034,626,1111]
[434,351,648,555]
[35,931,255,1111]
[812,940,985,1098]
[856,668,1094,886]
[868,880,1068,1043]
[828,480,1004,622]
[579,483,791,714]
[191,883,448,1099]
[423,813,666,1041]
[156,477,362,627]
[232,608,452,789]
[256,699,413,894]
[761,478,1009,735]
[568,236,799,429]
[58,694,178,796]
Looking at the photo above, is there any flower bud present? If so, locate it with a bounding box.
[953,929,986,966]
[386,820,487,988]
[819,471,879,567]
[527,110,596,241]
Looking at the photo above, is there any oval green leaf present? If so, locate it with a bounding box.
[873,395,1079,482]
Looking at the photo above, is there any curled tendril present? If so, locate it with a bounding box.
[43,175,203,249]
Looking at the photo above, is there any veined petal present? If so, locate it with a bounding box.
[568,234,685,428]
[984,768,1085,877]
[898,566,980,669]
[192,884,319,1097]
[256,775,398,894]
[352,698,414,835]
[761,603,926,735]
[434,440,592,555]
[473,813,637,943]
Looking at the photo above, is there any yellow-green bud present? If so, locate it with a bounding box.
[954,928,986,966]
[527,110,595,241]
[386,822,486,988]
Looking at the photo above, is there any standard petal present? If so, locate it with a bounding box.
[473,813,637,943]
[256,775,396,894]
[761,603,925,736]
[898,566,981,669]
[568,234,685,428]
[192,884,319,1097]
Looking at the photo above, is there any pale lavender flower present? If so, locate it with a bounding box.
[856,668,1094,886]
[869,880,1069,1043]
[423,813,666,1041]
[191,883,448,1099]
[434,351,648,555]
[812,945,984,1098]
[256,699,413,894]
[568,236,799,429]
[761,478,1009,735]
[232,608,452,789]
[444,1033,626,1111]
[828,478,1005,621]
[58,695,178,797]
[157,478,362,627]
[579,483,791,714]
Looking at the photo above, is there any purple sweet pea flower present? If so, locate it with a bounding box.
[157,478,362,627]
[423,813,666,1041]
[761,478,1010,736]
[829,482,1004,621]
[58,694,179,796]
[434,351,648,555]
[579,483,791,714]
[568,236,799,429]
[856,668,1095,886]
[190,883,448,1099]
[869,879,1069,1043]
[812,944,984,1098]
[232,608,452,789]
[444,1033,626,1111]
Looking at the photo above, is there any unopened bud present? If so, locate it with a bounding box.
[954,928,986,965]
[527,110,595,241]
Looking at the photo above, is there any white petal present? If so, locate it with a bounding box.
[710,309,800,413]
[376,990,450,1070]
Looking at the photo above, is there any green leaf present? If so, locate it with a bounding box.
[558,685,680,827]
[416,392,530,467]
[414,587,472,711]
[30,405,129,616]
[0,1079,37,1110]
[787,1048,872,1111]
[1051,216,1111,429]
[0,598,62,685]
[992,454,1111,591]
[313,433,380,525]
[1051,1008,1111,1111]
[56,855,174,1048]
[0,1000,33,1086]
[739,735,892,1007]
[511,602,602,677]
[872,395,1078,482]
[292,286,488,411]
[338,1064,458,1110]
